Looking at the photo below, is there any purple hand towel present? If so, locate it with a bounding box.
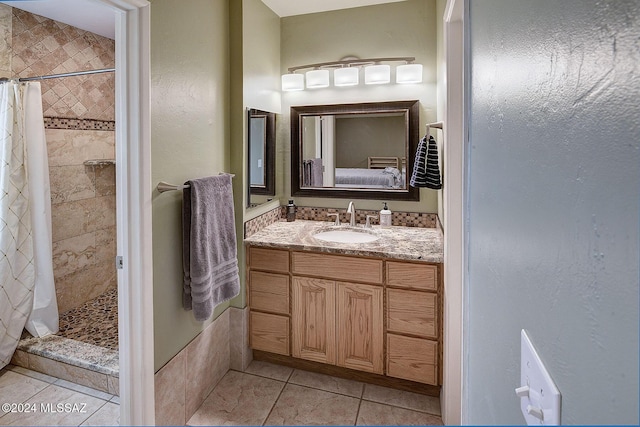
[182,174,240,321]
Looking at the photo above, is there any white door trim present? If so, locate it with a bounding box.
[442,0,466,424]
[97,0,153,425]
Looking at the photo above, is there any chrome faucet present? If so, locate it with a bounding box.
[347,201,356,226]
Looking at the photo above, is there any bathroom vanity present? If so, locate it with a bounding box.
[244,220,443,391]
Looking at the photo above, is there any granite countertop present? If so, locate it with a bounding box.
[244,220,443,263]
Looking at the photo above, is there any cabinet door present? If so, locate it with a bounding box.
[336,282,383,374]
[249,271,289,315]
[292,277,336,365]
[387,333,438,385]
[387,288,438,338]
[250,311,290,355]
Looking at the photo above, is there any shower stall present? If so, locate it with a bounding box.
[0,6,119,395]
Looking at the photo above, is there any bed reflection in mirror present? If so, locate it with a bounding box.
[292,101,419,201]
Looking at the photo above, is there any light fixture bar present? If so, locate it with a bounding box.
[287,56,416,73]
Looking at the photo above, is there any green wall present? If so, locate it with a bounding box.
[280,0,439,213]
[151,0,231,371]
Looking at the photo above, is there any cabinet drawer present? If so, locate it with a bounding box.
[250,311,289,355]
[248,247,289,273]
[386,334,438,385]
[292,252,383,285]
[386,262,437,291]
[387,289,437,338]
[249,271,289,315]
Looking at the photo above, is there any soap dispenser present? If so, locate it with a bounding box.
[286,199,296,222]
[380,202,392,227]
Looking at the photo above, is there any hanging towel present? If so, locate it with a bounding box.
[302,160,310,186]
[182,174,240,321]
[311,157,324,187]
[410,135,442,189]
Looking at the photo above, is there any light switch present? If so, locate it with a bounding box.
[516,330,561,425]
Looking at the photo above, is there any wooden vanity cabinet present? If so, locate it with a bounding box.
[385,261,440,385]
[247,245,441,386]
[247,247,290,356]
[290,252,384,375]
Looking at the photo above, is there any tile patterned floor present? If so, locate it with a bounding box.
[58,288,119,351]
[3,361,441,426]
[0,365,119,426]
[188,360,443,426]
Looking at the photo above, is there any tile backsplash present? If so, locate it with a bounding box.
[292,206,438,228]
[244,204,438,238]
[244,206,282,238]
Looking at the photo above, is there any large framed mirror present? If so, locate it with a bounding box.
[291,100,419,201]
[247,108,275,207]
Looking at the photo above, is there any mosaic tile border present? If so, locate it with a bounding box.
[44,117,115,131]
[244,206,282,238]
[243,205,437,233]
[289,206,438,228]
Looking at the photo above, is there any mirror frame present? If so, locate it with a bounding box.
[291,100,420,201]
[247,108,276,199]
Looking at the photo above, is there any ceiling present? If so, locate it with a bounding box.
[0,0,408,41]
[0,0,115,39]
[261,0,408,17]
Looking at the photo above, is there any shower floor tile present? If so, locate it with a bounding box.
[58,288,118,350]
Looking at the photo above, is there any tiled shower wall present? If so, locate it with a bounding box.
[1,5,117,313]
[11,8,115,120]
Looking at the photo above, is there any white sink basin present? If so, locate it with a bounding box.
[313,229,379,244]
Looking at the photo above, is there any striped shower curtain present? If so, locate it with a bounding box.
[0,81,58,370]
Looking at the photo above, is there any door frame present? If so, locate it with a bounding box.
[442,0,467,424]
[99,0,153,424]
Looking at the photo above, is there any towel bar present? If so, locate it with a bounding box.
[425,121,444,138]
[156,174,235,193]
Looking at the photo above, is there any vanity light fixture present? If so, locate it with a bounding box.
[305,69,330,89]
[282,56,420,91]
[364,64,391,85]
[333,67,359,86]
[396,63,423,84]
[281,73,304,91]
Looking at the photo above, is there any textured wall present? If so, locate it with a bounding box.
[466,0,639,424]
[151,0,230,371]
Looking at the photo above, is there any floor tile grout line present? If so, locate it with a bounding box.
[76,399,109,426]
[285,381,364,400]
[359,396,442,417]
[235,368,291,384]
[354,396,364,426]
[242,363,443,423]
[52,377,115,402]
[261,380,288,426]
[285,367,294,383]
[0,369,51,406]
[7,365,58,384]
[244,365,441,413]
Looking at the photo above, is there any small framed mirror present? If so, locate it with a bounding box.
[247,108,275,206]
[291,100,419,201]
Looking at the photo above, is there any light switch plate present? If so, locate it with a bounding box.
[519,330,562,425]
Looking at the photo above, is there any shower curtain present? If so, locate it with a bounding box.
[0,81,58,370]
